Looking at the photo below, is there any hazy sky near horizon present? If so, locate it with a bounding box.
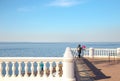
[0,0,120,42]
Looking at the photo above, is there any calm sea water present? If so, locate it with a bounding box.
[0,42,120,57]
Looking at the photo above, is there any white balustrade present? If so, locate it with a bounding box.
[0,47,76,81]
[71,48,120,58]
[0,58,65,81]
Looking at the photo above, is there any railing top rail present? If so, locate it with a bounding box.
[0,57,63,62]
[71,48,117,50]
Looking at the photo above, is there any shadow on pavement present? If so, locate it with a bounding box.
[82,58,111,80]
[74,58,94,81]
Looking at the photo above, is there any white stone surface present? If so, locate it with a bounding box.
[63,47,76,81]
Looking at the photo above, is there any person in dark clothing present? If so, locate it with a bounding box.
[77,44,82,58]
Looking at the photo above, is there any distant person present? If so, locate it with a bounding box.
[77,44,82,58]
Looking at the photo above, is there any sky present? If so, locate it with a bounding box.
[0,0,120,42]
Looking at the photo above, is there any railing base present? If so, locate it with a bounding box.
[0,77,63,81]
[62,78,76,81]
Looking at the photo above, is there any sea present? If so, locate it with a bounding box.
[0,42,120,57]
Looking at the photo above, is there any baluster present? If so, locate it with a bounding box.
[18,62,21,77]
[59,63,62,77]
[97,50,101,56]
[61,63,63,77]
[115,49,117,56]
[43,62,47,77]
[101,50,102,56]
[98,50,99,56]
[109,50,111,56]
[114,50,115,56]
[49,62,53,77]
[99,50,100,56]
[12,62,15,77]
[102,50,103,56]
[104,50,106,56]
[103,49,104,56]
[110,50,112,56]
[0,62,2,77]
[56,62,59,77]
[31,62,34,77]
[97,50,98,56]
[105,49,106,56]
[88,49,89,56]
[112,50,113,56]
[100,50,101,56]
[107,49,109,56]
[111,50,113,56]
[95,50,96,56]
[112,50,114,56]
[24,62,28,77]
[37,62,40,77]
[95,50,97,56]
[101,50,103,56]
[107,49,108,56]
[103,50,105,56]
[5,62,9,77]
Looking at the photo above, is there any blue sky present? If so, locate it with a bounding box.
[0,0,120,42]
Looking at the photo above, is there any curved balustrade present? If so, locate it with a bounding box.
[71,48,120,58]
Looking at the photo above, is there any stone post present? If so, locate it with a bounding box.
[117,48,120,57]
[0,62,2,77]
[89,48,94,58]
[63,47,76,81]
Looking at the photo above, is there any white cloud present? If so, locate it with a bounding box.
[47,0,82,7]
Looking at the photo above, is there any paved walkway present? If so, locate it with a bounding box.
[74,58,95,81]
